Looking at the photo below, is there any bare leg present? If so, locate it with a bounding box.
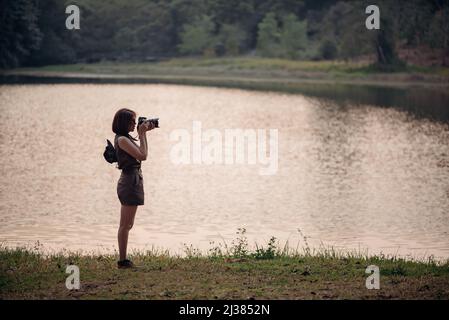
[118,205,137,261]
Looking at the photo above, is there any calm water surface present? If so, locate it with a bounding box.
[0,84,448,258]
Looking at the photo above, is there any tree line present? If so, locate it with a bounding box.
[1,0,448,69]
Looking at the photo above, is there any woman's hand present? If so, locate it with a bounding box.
[137,122,149,136]
[147,121,156,131]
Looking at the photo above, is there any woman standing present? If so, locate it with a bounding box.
[112,108,155,268]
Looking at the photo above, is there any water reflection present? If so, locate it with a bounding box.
[2,75,448,124]
[289,83,449,124]
[0,83,448,259]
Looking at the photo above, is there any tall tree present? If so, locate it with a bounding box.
[318,1,371,61]
[372,1,404,69]
[218,24,247,56]
[256,12,280,57]
[178,15,216,56]
[279,14,307,59]
[0,0,42,68]
[28,0,78,66]
[428,5,449,66]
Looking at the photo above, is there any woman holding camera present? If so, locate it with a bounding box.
[112,108,155,268]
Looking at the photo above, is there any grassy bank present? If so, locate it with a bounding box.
[3,57,449,93]
[1,230,449,300]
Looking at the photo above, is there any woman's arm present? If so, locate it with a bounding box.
[138,130,148,160]
[118,122,152,161]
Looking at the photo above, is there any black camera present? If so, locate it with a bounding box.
[138,116,159,129]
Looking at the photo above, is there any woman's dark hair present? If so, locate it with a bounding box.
[112,108,138,140]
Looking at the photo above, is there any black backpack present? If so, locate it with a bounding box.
[103,139,117,164]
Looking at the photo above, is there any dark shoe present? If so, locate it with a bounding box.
[117,259,134,269]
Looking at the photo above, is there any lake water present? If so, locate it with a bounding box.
[0,83,448,259]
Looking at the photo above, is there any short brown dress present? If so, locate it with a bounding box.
[114,134,144,206]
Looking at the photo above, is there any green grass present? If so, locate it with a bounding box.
[3,57,448,98]
[161,57,369,72]
[1,228,449,300]
[7,56,449,80]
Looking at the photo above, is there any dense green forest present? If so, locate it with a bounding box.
[1,0,448,69]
